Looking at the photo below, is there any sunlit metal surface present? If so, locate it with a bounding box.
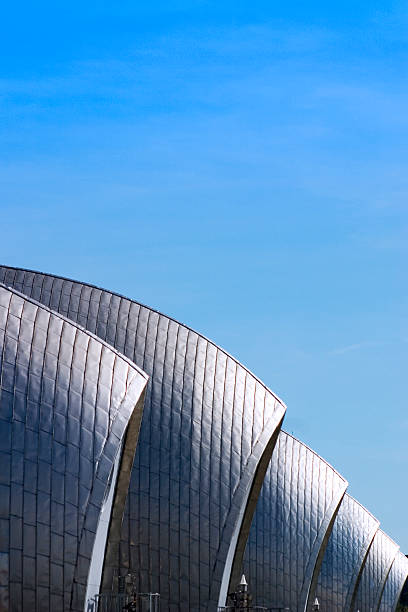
[352,529,399,612]
[378,551,408,612]
[2,264,407,612]
[242,431,347,612]
[309,494,379,611]
[0,266,286,611]
[0,283,147,611]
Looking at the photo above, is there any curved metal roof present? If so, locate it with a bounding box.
[0,283,147,611]
[0,266,286,610]
[243,430,348,612]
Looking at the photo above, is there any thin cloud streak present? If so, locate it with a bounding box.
[329,341,385,355]
[327,338,408,356]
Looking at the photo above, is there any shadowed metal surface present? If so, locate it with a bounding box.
[242,431,347,612]
[0,283,147,612]
[378,552,408,612]
[310,494,379,611]
[352,529,399,612]
[0,266,286,611]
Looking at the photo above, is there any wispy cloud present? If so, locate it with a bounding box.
[329,341,385,355]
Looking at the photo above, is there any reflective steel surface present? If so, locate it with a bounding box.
[352,529,399,612]
[242,431,347,612]
[310,494,379,611]
[378,552,408,612]
[0,267,286,611]
[1,265,407,612]
[0,283,147,611]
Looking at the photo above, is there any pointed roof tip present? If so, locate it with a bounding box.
[240,574,248,586]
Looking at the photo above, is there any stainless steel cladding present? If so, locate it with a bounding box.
[0,283,148,611]
[0,265,406,612]
[242,431,347,612]
[352,530,399,612]
[378,552,408,612]
[0,267,286,611]
[310,494,379,611]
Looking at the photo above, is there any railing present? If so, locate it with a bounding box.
[218,608,268,611]
[218,608,290,611]
[87,592,160,612]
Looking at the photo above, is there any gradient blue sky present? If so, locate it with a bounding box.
[1,1,407,549]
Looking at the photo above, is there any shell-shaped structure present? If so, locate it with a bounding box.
[0,265,406,612]
[242,431,348,612]
[0,284,148,612]
[352,530,399,612]
[378,552,408,612]
[310,494,379,611]
[0,266,286,611]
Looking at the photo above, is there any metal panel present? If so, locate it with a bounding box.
[0,266,286,611]
[0,284,148,612]
[352,529,399,612]
[378,552,408,612]
[309,494,379,611]
[242,431,347,612]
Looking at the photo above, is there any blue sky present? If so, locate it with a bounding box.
[1,1,407,549]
